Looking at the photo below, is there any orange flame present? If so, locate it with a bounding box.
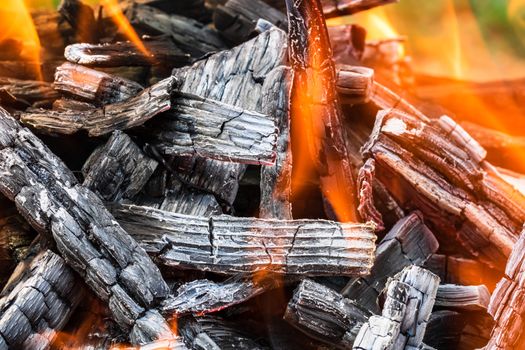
[0,0,42,80]
[101,0,150,56]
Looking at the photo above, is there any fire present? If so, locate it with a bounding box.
[100,0,150,56]
[0,0,42,80]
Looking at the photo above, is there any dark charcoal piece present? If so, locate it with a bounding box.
[214,0,287,44]
[58,0,98,43]
[322,0,399,18]
[423,311,465,350]
[21,76,175,137]
[110,203,377,276]
[0,214,33,287]
[126,4,226,57]
[0,78,59,108]
[285,0,359,221]
[353,266,439,350]
[54,62,144,105]
[435,284,490,312]
[0,108,176,345]
[82,131,158,202]
[0,250,83,350]
[343,212,439,314]
[134,0,210,22]
[64,37,190,67]
[143,91,278,165]
[168,27,288,206]
[161,273,284,317]
[363,109,525,269]
[284,279,372,349]
[486,226,525,349]
[178,316,266,350]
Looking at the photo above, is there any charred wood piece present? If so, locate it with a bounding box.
[82,131,158,202]
[64,38,190,68]
[336,65,374,105]
[54,62,144,105]
[0,215,34,287]
[126,4,226,57]
[353,266,440,350]
[322,0,399,18]
[111,203,377,276]
[0,109,176,345]
[435,284,490,312]
[168,27,288,206]
[214,0,287,44]
[343,212,439,314]
[363,109,525,269]
[486,226,525,349]
[58,0,98,43]
[21,76,176,137]
[161,273,283,317]
[423,311,465,350]
[329,25,367,63]
[0,78,59,108]
[357,158,384,231]
[52,98,96,111]
[284,279,372,349]
[133,0,210,22]
[143,92,278,165]
[0,250,83,350]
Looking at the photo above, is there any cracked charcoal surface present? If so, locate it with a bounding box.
[168,27,288,206]
[110,203,376,275]
[82,131,158,202]
[20,76,175,137]
[142,91,278,165]
[342,212,439,314]
[0,250,82,350]
[0,108,178,345]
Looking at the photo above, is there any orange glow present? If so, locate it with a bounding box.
[0,0,42,80]
[101,0,150,56]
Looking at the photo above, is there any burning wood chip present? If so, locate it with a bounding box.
[343,212,439,313]
[352,266,440,350]
[126,4,227,57]
[363,109,525,269]
[434,284,490,312]
[486,226,525,349]
[64,37,190,67]
[110,203,377,276]
[54,62,144,105]
[0,109,178,345]
[20,76,175,136]
[284,279,372,348]
[0,250,83,349]
[321,0,399,18]
[82,131,158,202]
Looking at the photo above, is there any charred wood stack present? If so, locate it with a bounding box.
[0,0,523,348]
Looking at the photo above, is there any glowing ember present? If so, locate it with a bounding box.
[0,0,42,80]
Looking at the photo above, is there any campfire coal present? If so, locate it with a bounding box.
[0,0,524,349]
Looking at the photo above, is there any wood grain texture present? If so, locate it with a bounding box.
[110,203,377,276]
[435,284,490,312]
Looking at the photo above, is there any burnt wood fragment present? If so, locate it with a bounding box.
[54,62,144,105]
[322,0,399,18]
[126,4,227,57]
[58,0,98,43]
[0,250,83,350]
[423,310,465,350]
[0,215,33,287]
[284,279,372,349]
[435,284,490,312]
[0,78,59,108]
[82,131,158,202]
[133,0,210,22]
[0,109,177,345]
[343,212,439,313]
[329,25,367,63]
[336,65,374,105]
[64,38,190,68]
[21,76,175,136]
[110,203,377,276]
[214,0,287,44]
[357,158,384,231]
[353,266,439,349]
[143,92,278,165]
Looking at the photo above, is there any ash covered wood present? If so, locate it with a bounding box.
[64,38,190,67]
[110,203,377,275]
[20,76,175,136]
[435,284,490,312]
[353,266,439,350]
[0,109,178,345]
[284,279,372,348]
[0,250,83,349]
[54,62,144,105]
[82,131,158,202]
[343,212,439,313]
[143,91,278,165]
